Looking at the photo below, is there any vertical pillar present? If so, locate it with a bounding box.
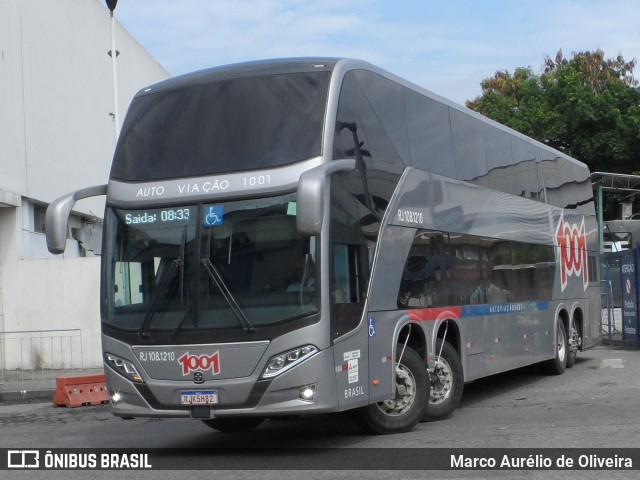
[597,183,604,254]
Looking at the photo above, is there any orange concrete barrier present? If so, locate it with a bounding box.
[53,375,109,407]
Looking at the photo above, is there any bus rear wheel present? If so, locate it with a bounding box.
[543,320,567,375]
[422,339,463,421]
[566,318,580,369]
[353,344,427,434]
[202,417,265,433]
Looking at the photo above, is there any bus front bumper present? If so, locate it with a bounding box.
[105,348,339,419]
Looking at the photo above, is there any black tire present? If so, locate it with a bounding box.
[353,344,427,434]
[543,320,567,375]
[422,339,463,421]
[202,417,265,433]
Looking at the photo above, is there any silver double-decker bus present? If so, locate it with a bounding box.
[46,58,601,434]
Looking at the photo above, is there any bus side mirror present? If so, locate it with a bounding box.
[296,160,355,235]
[45,185,108,254]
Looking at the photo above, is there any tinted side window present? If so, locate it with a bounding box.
[540,149,559,205]
[491,241,556,302]
[541,151,578,210]
[450,109,488,184]
[353,70,411,167]
[399,230,556,308]
[397,230,449,308]
[483,125,515,195]
[555,159,578,209]
[509,242,555,301]
[573,163,596,215]
[404,88,456,177]
[330,179,371,339]
[333,72,404,174]
[334,74,372,164]
[448,234,493,305]
[511,137,540,201]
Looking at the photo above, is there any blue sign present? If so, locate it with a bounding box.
[203,205,223,227]
[368,318,376,337]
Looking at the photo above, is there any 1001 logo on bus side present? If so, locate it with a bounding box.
[555,212,588,292]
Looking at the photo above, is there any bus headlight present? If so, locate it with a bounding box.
[104,353,144,383]
[261,345,318,379]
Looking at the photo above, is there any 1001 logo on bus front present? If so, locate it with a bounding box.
[178,352,221,376]
[555,212,588,292]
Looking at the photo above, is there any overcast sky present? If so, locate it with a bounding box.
[112,0,640,105]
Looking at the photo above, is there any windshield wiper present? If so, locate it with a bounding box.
[201,258,255,333]
[139,258,183,338]
[140,227,188,338]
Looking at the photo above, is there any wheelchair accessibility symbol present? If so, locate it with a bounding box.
[368,318,376,337]
[203,205,223,227]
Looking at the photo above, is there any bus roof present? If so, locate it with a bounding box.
[132,57,589,174]
[135,57,341,96]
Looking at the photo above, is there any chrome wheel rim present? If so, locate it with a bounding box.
[557,323,566,362]
[570,322,580,353]
[376,363,417,416]
[429,356,453,405]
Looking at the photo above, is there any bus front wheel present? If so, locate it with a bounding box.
[353,344,427,434]
[422,339,463,421]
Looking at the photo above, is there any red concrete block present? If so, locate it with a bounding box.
[53,375,109,407]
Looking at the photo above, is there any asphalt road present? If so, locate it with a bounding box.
[1,344,639,479]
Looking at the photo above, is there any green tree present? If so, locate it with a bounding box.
[467,49,640,175]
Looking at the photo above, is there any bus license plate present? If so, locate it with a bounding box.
[181,390,218,405]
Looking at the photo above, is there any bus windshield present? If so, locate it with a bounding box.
[110,71,331,181]
[103,195,318,335]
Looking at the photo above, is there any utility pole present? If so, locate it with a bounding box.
[106,0,120,141]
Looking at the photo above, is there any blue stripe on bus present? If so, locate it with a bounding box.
[408,301,551,322]
[461,301,550,317]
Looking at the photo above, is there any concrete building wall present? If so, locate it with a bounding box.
[0,0,170,369]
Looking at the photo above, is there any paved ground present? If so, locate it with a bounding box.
[1,344,639,479]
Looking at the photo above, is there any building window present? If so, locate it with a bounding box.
[34,205,47,234]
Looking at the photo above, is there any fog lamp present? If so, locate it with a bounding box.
[298,383,317,402]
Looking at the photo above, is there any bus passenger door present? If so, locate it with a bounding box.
[331,241,371,411]
[366,226,415,405]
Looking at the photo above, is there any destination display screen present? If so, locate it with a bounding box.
[122,207,195,226]
[120,205,229,228]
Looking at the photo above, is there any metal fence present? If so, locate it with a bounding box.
[601,279,621,341]
[601,253,623,342]
[0,329,84,392]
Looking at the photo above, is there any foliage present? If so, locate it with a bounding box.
[466,49,640,176]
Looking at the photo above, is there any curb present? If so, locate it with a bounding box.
[0,369,107,406]
[0,389,55,405]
